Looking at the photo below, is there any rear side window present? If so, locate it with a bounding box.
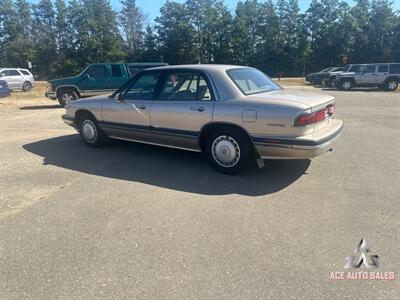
[9,70,21,76]
[159,72,212,101]
[111,65,125,78]
[227,68,280,95]
[378,65,389,73]
[389,64,400,74]
[128,67,145,77]
[20,70,30,75]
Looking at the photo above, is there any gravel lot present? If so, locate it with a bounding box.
[0,86,399,299]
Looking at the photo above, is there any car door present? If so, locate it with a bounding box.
[78,64,112,96]
[376,64,389,84]
[359,65,377,84]
[149,70,215,151]
[352,65,365,84]
[101,71,161,142]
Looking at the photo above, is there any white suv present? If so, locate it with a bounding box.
[0,68,35,92]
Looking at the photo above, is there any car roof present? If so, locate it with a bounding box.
[146,64,248,72]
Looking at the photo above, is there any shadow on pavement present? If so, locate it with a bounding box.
[20,104,61,110]
[23,134,310,196]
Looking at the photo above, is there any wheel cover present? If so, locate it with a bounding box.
[82,120,97,143]
[211,135,241,167]
[62,92,74,104]
[388,81,397,90]
[24,83,31,91]
[343,81,351,89]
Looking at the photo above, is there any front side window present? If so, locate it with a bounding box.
[378,65,389,73]
[159,72,212,101]
[365,65,376,73]
[227,68,280,95]
[349,65,364,73]
[86,65,107,78]
[0,70,8,76]
[123,72,160,100]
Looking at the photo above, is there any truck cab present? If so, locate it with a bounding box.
[46,62,167,107]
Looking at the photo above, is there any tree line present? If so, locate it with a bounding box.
[0,0,399,79]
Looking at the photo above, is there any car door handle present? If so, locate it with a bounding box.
[137,104,147,110]
[190,106,205,112]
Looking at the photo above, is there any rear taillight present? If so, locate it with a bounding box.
[294,104,335,127]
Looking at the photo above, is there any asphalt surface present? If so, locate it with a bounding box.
[1,87,399,299]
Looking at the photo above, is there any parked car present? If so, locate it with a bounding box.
[0,80,11,98]
[45,62,168,107]
[333,63,400,91]
[306,67,343,85]
[61,65,343,174]
[323,67,346,86]
[0,68,35,92]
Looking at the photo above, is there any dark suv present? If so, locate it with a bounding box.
[333,63,400,91]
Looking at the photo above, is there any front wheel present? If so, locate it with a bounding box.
[384,79,398,91]
[78,114,108,147]
[58,89,78,107]
[339,79,353,90]
[205,129,252,175]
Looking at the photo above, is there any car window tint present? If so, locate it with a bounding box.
[0,70,8,76]
[159,72,212,101]
[87,65,107,78]
[123,72,160,100]
[9,70,21,76]
[20,70,30,75]
[365,65,376,73]
[389,64,400,74]
[111,65,125,78]
[129,67,145,77]
[349,65,363,73]
[378,65,389,73]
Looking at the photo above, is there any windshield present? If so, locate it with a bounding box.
[321,67,334,72]
[227,68,280,95]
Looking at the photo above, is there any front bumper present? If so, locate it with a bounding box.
[253,119,343,159]
[62,114,77,129]
[45,91,57,100]
[0,91,11,98]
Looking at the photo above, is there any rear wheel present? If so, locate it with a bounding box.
[205,128,252,175]
[22,81,32,92]
[78,113,108,147]
[339,79,353,90]
[384,79,398,91]
[58,89,78,107]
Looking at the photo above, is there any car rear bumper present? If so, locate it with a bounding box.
[252,119,343,159]
[62,114,77,128]
[45,91,57,100]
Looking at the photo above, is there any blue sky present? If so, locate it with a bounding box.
[27,0,400,22]
[115,0,400,21]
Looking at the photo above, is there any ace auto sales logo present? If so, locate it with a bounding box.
[330,239,396,281]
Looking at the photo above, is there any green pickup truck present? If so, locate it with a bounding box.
[45,62,167,106]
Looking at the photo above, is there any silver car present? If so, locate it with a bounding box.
[0,68,35,92]
[62,65,343,174]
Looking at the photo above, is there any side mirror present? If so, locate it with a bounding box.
[0,73,4,77]
[84,73,90,79]
[114,93,124,102]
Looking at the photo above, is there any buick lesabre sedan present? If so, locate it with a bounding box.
[62,65,343,174]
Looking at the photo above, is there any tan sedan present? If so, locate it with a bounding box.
[62,65,343,174]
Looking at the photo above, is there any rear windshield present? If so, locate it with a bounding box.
[227,68,280,95]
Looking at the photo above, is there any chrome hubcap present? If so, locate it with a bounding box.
[62,93,74,104]
[82,120,97,143]
[343,81,351,89]
[388,82,397,90]
[212,135,240,167]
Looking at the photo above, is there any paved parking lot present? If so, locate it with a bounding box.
[0,87,399,299]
